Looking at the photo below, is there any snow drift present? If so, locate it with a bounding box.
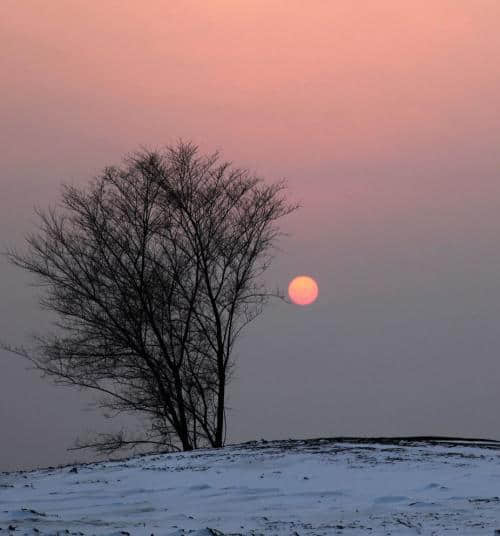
[2,437,500,535]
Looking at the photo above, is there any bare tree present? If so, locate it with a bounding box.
[5,142,296,453]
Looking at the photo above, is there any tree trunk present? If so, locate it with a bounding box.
[215,364,225,448]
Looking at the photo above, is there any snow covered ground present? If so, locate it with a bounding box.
[2,437,500,535]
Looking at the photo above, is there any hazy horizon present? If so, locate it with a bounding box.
[2,0,500,472]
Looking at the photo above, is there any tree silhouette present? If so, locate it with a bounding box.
[6,142,296,452]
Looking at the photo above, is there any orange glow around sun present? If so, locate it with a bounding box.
[288,275,319,306]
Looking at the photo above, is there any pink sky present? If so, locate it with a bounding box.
[2,1,500,253]
[3,1,500,191]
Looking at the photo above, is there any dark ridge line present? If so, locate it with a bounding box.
[238,435,500,448]
[311,435,500,445]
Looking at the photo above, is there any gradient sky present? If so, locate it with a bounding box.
[2,0,500,471]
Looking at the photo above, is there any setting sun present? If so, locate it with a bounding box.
[288,275,319,306]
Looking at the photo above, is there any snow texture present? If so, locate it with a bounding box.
[2,438,500,535]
